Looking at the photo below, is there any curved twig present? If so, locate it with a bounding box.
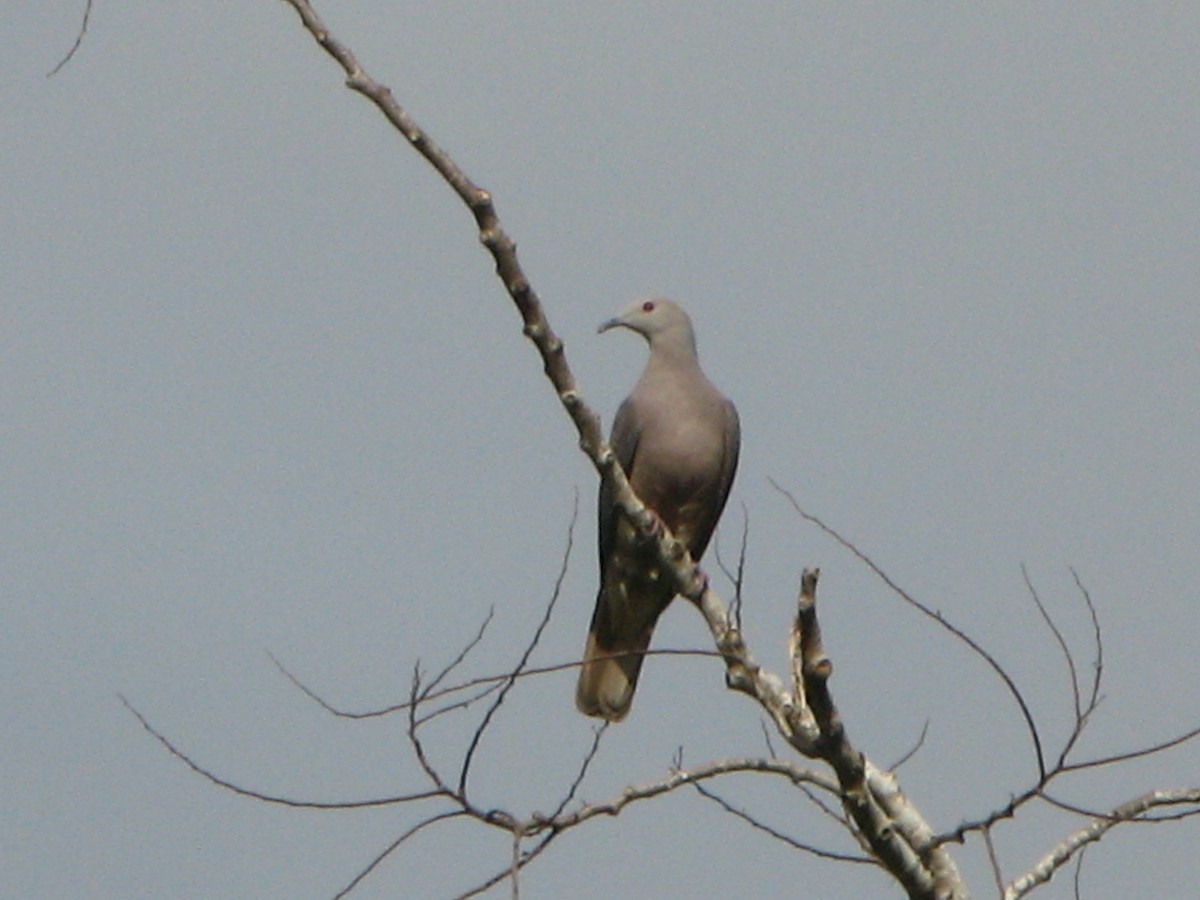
[457,493,578,794]
[771,480,1048,781]
[1021,565,1082,722]
[48,0,94,76]
[273,647,720,720]
[120,694,446,810]
[336,810,468,899]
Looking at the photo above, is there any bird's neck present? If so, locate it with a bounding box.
[646,329,699,367]
[643,339,703,380]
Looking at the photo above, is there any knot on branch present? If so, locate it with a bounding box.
[723,665,754,694]
[715,626,744,659]
[483,808,518,829]
[808,656,833,682]
[468,188,493,212]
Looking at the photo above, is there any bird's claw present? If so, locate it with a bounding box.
[638,510,665,542]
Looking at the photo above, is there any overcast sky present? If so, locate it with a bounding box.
[5,4,1199,898]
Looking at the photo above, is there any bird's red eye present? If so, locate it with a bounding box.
[642,300,656,312]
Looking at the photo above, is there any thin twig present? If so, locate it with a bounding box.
[406,666,453,796]
[414,682,505,728]
[1021,565,1081,721]
[455,833,557,900]
[772,480,1048,781]
[424,607,496,699]
[691,781,874,863]
[1060,722,1200,773]
[545,723,608,821]
[1072,845,1087,900]
[457,495,578,794]
[48,0,94,76]
[335,810,467,899]
[714,503,750,628]
[119,694,444,810]
[759,718,779,759]
[889,719,930,771]
[1071,569,1105,714]
[982,826,1005,897]
[275,647,717,720]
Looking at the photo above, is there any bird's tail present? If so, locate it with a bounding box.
[575,627,653,722]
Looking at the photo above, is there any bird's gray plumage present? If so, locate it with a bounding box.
[576,298,739,721]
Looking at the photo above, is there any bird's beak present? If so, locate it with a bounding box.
[598,317,624,334]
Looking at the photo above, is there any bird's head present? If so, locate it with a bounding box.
[599,297,697,354]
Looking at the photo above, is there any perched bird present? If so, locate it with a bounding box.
[576,298,740,721]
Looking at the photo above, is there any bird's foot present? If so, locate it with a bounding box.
[637,509,665,544]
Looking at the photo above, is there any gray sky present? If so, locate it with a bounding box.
[5,4,1199,898]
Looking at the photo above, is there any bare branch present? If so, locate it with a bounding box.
[452,756,839,899]
[889,719,930,772]
[267,604,498,721]
[864,759,966,897]
[780,569,967,897]
[509,835,521,900]
[455,833,558,900]
[424,606,497,699]
[119,694,445,810]
[414,682,506,728]
[934,785,1041,848]
[772,480,1048,781]
[48,0,94,77]
[277,647,719,721]
[714,503,750,628]
[1071,568,1105,714]
[457,494,578,794]
[546,757,840,831]
[1005,789,1200,899]
[1021,565,1082,722]
[335,810,468,899]
[546,723,609,821]
[931,703,1200,847]
[1072,846,1087,900]
[405,666,455,798]
[691,780,875,863]
[279,0,609,476]
[759,718,779,760]
[1060,722,1200,773]
[982,826,1005,898]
